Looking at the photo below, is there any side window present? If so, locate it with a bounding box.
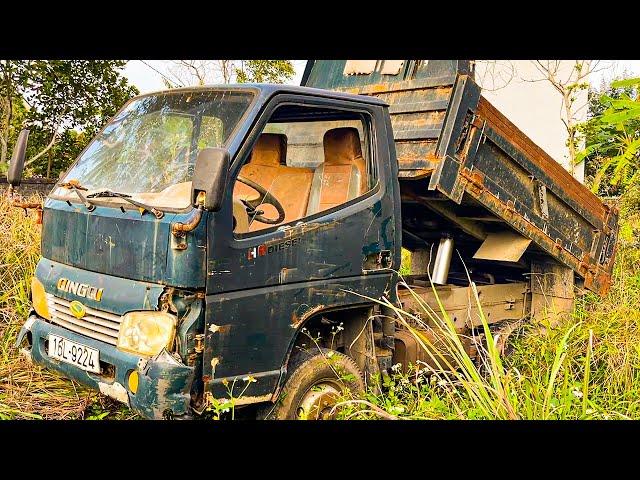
[232,105,376,236]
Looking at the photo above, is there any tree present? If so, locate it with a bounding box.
[162,60,237,87]
[235,60,295,84]
[0,61,30,168]
[523,61,607,177]
[475,60,612,180]
[161,60,295,86]
[0,60,138,177]
[579,76,640,196]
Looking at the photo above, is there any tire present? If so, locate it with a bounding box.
[260,348,365,420]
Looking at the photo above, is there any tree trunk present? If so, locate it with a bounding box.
[24,129,59,168]
[46,147,53,178]
[563,91,577,176]
[0,138,7,165]
[0,95,11,165]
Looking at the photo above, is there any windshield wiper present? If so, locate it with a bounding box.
[87,190,165,219]
[59,180,97,212]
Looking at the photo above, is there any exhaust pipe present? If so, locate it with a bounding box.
[432,236,454,285]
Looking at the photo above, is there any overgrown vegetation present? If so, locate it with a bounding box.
[1,190,637,420]
[1,60,295,180]
[0,194,136,419]
[335,175,640,421]
[333,75,640,419]
[582,77,640,196]
[0,60,139,178]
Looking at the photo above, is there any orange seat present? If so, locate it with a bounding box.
[306,127,368,216]
[233,133,314,232]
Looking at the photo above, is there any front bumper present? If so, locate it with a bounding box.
[16,314,195,420]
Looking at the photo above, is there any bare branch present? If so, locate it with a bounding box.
[475,60,517,92]
[519,60,600,175]
[24,129,59,167]
[141,60,183,88]
[164,60,239,86]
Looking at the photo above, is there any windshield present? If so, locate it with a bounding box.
[53,89,255,209]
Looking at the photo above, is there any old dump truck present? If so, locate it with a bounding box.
[8,60,618,419]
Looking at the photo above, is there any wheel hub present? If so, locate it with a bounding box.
[296,382,341,420]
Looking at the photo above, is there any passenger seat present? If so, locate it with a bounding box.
[306,127,368,216]
[233,133,314,232]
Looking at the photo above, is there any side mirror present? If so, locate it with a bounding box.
[7,129,30,187]
[192,147,230,211]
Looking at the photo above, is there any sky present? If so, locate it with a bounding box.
[123,60,307,93]
[122,60,640,94]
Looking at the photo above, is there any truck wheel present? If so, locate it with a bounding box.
[261,348,365,420]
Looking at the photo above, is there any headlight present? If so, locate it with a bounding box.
[31,276,51,320]
[117,311,177,357]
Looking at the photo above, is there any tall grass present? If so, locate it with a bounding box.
[1,191,639,420]
[339,210,640,420]
[0,194,98,419]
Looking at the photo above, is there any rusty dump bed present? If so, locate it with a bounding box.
[302,60,619,295]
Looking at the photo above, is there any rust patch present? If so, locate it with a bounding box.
[477,97,607,221]
[398,169,434,179]
[208,323,231,334]
[10,197,43,224]
[171,207,203,236]
[231,394,273,406]
[459,168,485,194]
[466,184,613,295]
[210,357,220,376]
[262,221,339,247]
[291,304,326,329]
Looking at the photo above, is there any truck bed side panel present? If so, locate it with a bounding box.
[426,77,618,294]
[302,61,619,295]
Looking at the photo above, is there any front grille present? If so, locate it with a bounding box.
[46,294,122,345]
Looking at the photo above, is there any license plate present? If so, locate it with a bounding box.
[48,334,100,373]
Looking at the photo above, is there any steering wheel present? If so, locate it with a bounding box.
[236,175,286,225]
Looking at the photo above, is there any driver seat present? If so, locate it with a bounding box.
[233,133,314,232]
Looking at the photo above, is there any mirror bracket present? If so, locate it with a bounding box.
[191,147,230,211]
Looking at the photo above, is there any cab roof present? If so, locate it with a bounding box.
[135,83,388,107]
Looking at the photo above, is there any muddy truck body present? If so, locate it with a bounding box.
[10,60,618,419]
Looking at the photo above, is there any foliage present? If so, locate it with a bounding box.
[528,61,599,176]
[164,60,295,87]
[0,60,138,178]
[26,129,88,178]
[580,77,640,196]
[337,211,640,420]
[0,195,139,419]
[203,375,257,420]
[235,60,295,84]
[0,194,88,419]
[399,248,411,276]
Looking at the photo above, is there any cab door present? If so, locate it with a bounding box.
[202,94,400,399]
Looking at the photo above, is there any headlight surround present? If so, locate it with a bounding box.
[117,311,177,357]
[31,276,51,320]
